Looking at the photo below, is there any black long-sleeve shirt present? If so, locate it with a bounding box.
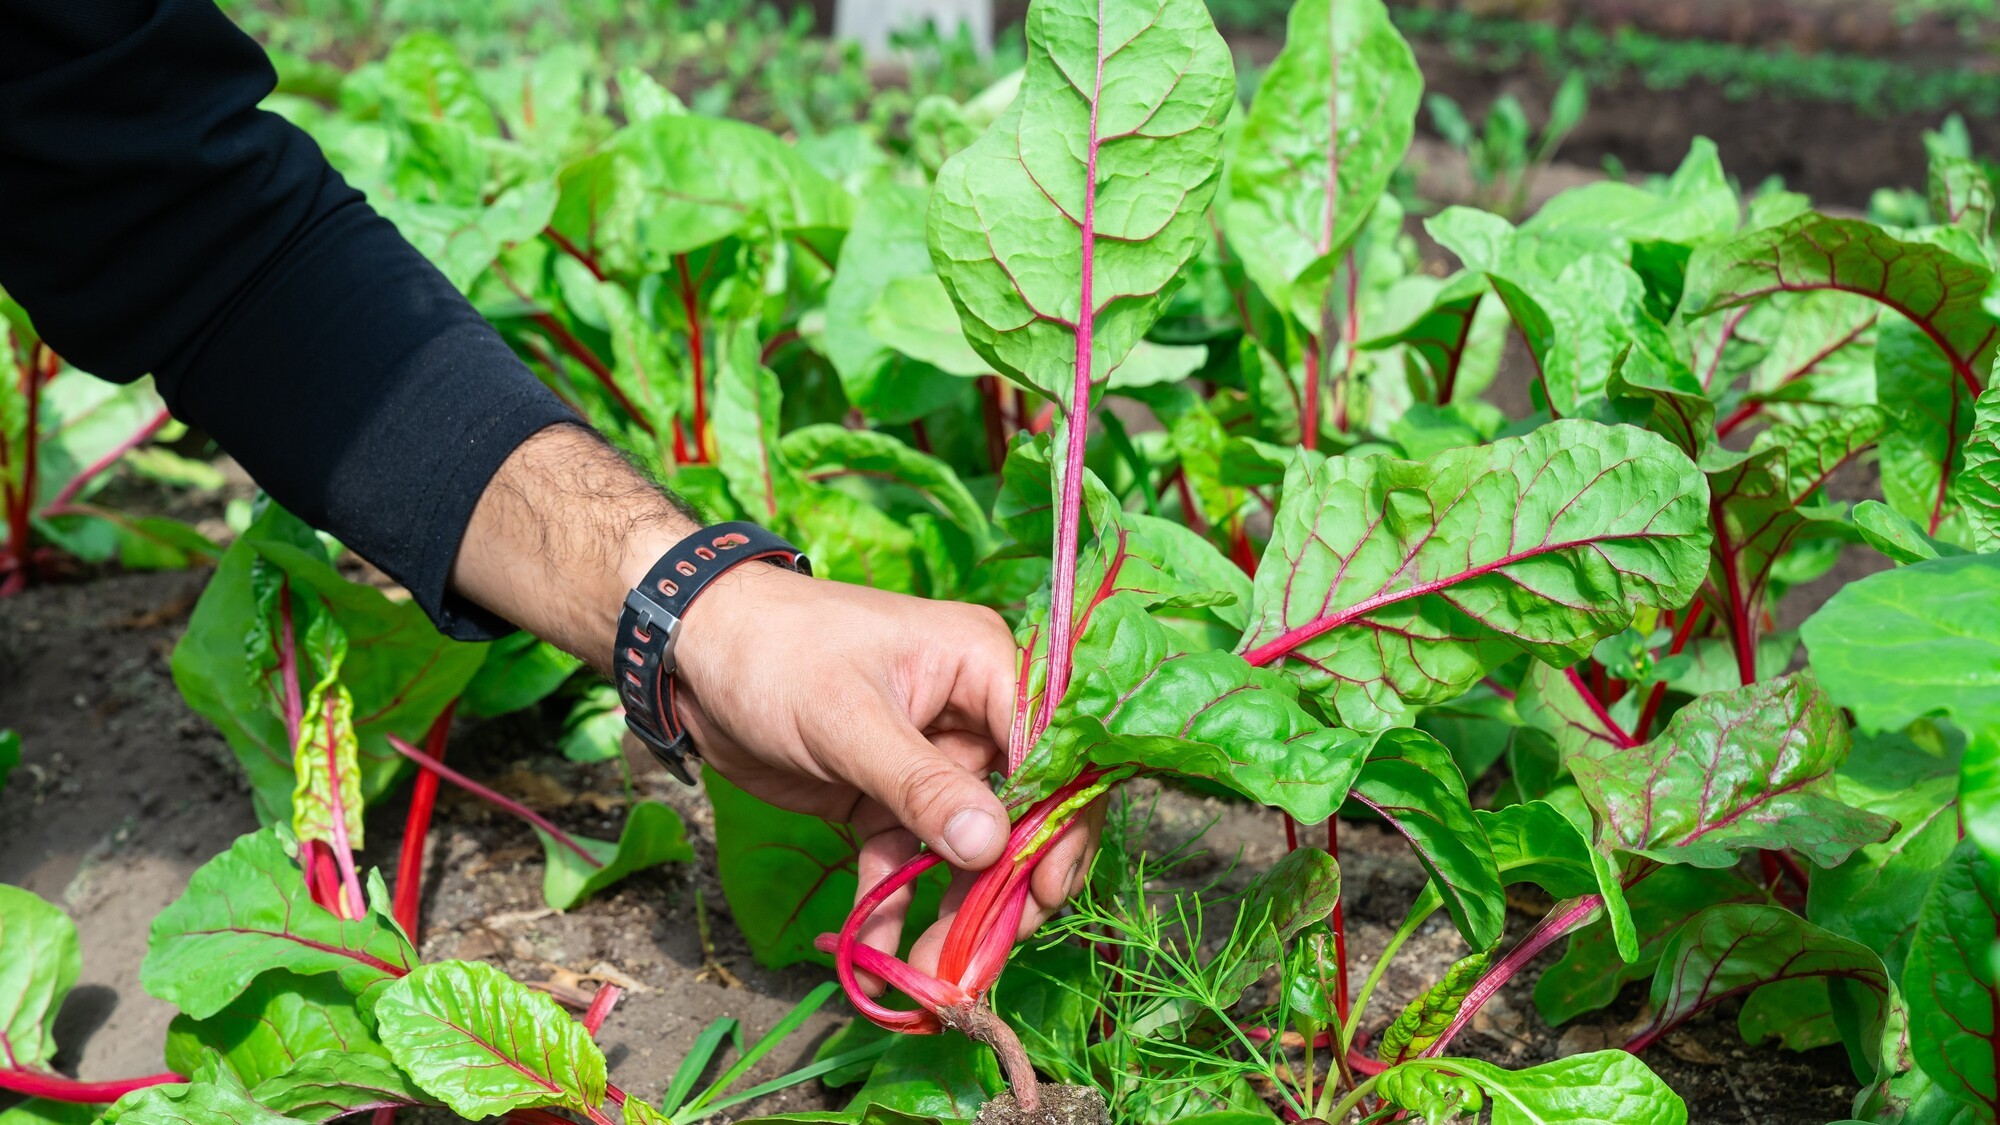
[0,0,577,639]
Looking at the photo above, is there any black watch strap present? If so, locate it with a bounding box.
[615,522,810,783]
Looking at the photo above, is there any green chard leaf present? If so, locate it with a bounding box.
[164,971,387,1089]
[1568,672,1895,870]
[1876,319,1978,542]
[0,885,81,1071]
[1222,0,1421,327]
[1904,840,2000,1117]
[1537,863,1766,1026]
[709,773,946,970]
[1703,408,1890,646]
[1352,730,1505,950]
[1021,593,1373,823]
[1626,904,1890,1059]
[609,113,852,267]
[143,829,416,1020]
[1931,153,1995,250]
[821,185,970,423]
[1238,420,1711,730]
[1685,212,1996,406]
[538,800,692,911]
[1810,732,1963,980]
[373,959,608,1121]
[927,0,1235,405]
[1405,1052,1687,1125]
[248,1051,434,1121]
[97,1055,293,1125]
[1802,553,2000,867]
[849,1034,1001,1122]
[1218,847,1343,1007]
[0,1097,99,1125]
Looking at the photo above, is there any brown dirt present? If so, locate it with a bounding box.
[974,1084,1111,1125]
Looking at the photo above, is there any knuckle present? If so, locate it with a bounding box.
[894,756,964,830]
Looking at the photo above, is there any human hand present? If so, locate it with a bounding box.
[449,426,1096,980]
[672,563,1098,982]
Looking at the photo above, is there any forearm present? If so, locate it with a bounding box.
[451,424,699,670]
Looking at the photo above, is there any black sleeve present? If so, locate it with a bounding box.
[0,0,579,640]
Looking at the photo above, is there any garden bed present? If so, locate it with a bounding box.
[0,566,1864,1123]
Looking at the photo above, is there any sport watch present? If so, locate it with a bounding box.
[613,521,811,783]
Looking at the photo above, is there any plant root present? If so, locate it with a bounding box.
[942,1000,1041,1112]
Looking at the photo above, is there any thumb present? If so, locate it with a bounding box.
[810,695,1010,870]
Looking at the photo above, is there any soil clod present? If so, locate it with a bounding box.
[974,1084,1110,1125]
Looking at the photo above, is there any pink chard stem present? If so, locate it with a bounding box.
[385,735,603,869]
[0,1067,183,1104]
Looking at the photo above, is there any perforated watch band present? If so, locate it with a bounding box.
[614,522,811,783]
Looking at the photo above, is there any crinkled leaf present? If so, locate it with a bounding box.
[1419,1051,1688,1125]
[1223,0,1420,326]
[927,0,1235,404]
[1352,729,1505,951]
[373,959,607,1120]
[1685,212,1996,405]
[1627,904,1889,1053]
[164,971,385,1089]
[1377,1067,1482,1122]
[1569,672,1894,869]
[1905,840,2000,1117]
[249,1050,434,1121]
[1537,863,1765,1026]
[0,885,80,1071]
[1380,950,1491,1064]
[537,800,692,911]
[1956,382,2000,551]
[1021,595,1371,823]
[610,114,851,266]
[143,829,416,1020]
[1238,420,1711,731]
[291,675,364,856]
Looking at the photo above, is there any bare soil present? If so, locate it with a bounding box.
[1,565,1863,1123]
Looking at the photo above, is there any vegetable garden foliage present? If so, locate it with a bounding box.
[7,0,2000,1121]
[0,300,216,597]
